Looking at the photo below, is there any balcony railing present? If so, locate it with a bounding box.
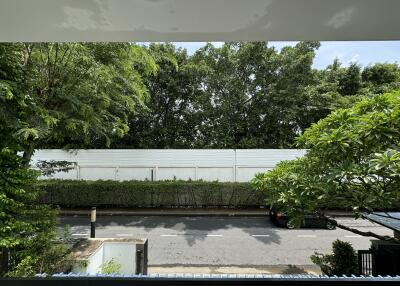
[2,274,400,286]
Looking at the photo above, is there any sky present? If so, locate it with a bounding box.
[169,41,400,70]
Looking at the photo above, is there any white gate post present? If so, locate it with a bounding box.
[77,165,81,180]
[233,149,237,182]
[115,166,119,180]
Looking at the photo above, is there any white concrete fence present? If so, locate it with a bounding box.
[31,149,306,182]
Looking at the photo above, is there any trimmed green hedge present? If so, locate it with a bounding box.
[36,180,265,208]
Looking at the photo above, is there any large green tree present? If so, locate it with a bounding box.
[0,148,71,276]
[116,42,400,149]
[0,43,156,160]
[113,43,206,148]
[0,42,157,276]
[119,41,347,149]
[253,90,400,241]
[190,42,323,148]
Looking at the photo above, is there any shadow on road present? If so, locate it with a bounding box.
[281,264,308,274]
[59,216,282,246]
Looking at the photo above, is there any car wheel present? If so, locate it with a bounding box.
[286,220,295,229]
[326,221,336,230]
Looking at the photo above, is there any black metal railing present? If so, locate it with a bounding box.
[358,250,375,276]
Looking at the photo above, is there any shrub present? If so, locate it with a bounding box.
[101,259,121,275]
[311,240,358,276]
[36,180,264,208]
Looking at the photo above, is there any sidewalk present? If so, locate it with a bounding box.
[59,208,353,217]
[149,265,322,275]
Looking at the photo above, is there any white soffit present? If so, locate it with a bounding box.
[0,0,399,42]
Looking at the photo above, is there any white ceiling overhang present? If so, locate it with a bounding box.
[1,0,399,42]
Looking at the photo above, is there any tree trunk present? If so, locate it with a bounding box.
[0,248,9,276]
[22,144,35,167]
[328,218,400,244]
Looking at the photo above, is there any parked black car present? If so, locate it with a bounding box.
[269,208,336,230]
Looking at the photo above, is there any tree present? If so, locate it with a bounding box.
[113,43,206,148]
[361,63,400,94]
[0,43,157,276]
[188,41,324,148]
[362,63,399,86]
[252,90,400,242]
[114,41,349,149]
[338,63,361,96]
[0,43,157,161]
[0,148,72,276]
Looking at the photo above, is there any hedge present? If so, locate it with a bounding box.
[36,180,265,208]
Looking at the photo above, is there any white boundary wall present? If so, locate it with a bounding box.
[31,149,306,182]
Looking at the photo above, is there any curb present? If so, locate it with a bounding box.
[60,210,269,217]
[59,209,354,217]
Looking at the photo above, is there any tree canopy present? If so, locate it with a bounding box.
[112,42,400,149]
[0,43,156,159]
[252,90,400,240]
[3,42,400,151]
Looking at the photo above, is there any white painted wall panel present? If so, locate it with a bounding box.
[85,246,103,275]
[236,167,273,182]
[80,167,116,181]
[31,149,77,165]
[236,149,306,167]
[39,168,78,180]
[32,149,235,166]
[102,243,136,275]
[31,149,306,182]
[156,167,196,181]
[197,167,233,182]
[116,167,152,181]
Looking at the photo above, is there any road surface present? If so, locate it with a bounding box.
[58,216,392,268]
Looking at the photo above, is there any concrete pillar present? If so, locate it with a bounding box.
[136,239,148,275]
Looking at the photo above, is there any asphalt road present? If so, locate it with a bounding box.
[58,216,392,267]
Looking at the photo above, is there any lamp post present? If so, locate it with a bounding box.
[90,207,96,238]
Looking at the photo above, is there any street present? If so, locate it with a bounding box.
[59,216,392,269]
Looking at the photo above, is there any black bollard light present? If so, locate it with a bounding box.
[90,207,96,238]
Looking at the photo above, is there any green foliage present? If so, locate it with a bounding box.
[35,160,75,176]
[36,180,262,208]
[100,259,122,275]
[0,149,42,249]
[6,230,73,277]
[113,42,339,148]
[114,43,203,148]
[338,63,361,96]
[113,43,400,149]
[0,149,72,277]
[0,43,157,157]
[362,63,400,86]
[252,91,400,217]
[311,240,358,276]
[2,42,400,151]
